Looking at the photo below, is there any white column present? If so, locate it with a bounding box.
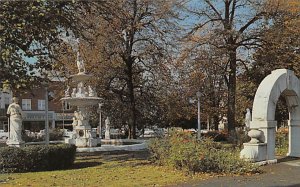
[288,120,300,157]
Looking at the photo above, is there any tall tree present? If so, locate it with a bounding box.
[186,0,276,137]
[251,0,300,78]
[70,0,182,138]
[0,1,76,91]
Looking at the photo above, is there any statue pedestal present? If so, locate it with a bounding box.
[65,126,100,147]
[240,143,267,162]
[6,140,25,148]
[105,131,110,140]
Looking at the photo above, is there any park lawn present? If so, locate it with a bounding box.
[0,151,201,187]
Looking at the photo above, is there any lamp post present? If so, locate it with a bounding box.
[43,81,49,145]
[98,103,103,139]
[196,91,201,140]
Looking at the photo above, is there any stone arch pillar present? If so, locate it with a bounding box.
[241,69,300,162]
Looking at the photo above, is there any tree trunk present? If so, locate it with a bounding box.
[227,48,237,140]
[213,114,219,131]
[126,61,137,139]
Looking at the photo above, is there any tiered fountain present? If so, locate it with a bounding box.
[61,51,102,147]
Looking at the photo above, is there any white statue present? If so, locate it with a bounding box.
[72,111,78,128]
[65,86,70,97]
[77,111,84,126]
[88,86,96,97]
[76,51,86,73]
[6,97,24,146]
[245,108,251,131]
[71,88,76,97]
[76,82,86,97]
[105,117,110,140]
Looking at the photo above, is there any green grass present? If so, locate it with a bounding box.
[0,150,196,187]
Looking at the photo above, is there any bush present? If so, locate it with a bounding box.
[149,131,260,174]
[22,129,64,142]
[49,129,64,141]
[0,144,76,173]
[203,131,228,142]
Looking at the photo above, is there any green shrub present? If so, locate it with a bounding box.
[49,129,64,141]
[203,131,229,142]
[0,144,76,173]
[149,131,260,174]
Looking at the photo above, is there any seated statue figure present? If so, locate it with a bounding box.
[88,86,96,97]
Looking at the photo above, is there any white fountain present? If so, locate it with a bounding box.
[61,51,102,147]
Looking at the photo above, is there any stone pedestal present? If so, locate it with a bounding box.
[75,126,93,147]
[65,126,100,147]
[250,120,277,161]
[65,138,75,145]
[240,143,267,162]
[105,131,110,140]
[6,140,25,148]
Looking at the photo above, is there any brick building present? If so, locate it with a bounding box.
[0,89,12,131]
[0,82,74,132]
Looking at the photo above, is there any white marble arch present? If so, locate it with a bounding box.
[241,69,300,163]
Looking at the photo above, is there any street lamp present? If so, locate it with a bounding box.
[42,80,49,145]
[196,91,201,140]
[98,103,103,139]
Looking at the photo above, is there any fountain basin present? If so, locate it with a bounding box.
[61,97,102,106]
[76,139,147,152]
[69,73,93,83]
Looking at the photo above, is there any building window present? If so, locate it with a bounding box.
[63,101,71,110]
[22,99,31,110]
[38,100,45,110]
[1,95,11,109]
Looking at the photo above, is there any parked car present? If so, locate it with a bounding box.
[37,129,45,138]
[0,130,8,139]
[140,128,155,138]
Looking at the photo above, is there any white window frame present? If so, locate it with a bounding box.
[38,99,45,110]
[22,99,32,110]
[63,101,71,110]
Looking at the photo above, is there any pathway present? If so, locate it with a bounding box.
[176,157,300,187]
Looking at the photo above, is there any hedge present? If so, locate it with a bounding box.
[0,144,76,173]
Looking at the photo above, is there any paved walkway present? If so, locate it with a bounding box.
[178,157,300,187]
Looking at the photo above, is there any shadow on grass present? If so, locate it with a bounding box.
[73,150,151,169]
[100,150,150,162]
[71,161,103,169]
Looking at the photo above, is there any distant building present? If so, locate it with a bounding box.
[0,82,74,132]
[0,89,13,131]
